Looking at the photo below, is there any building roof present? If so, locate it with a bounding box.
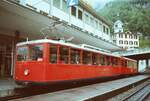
[114,20,123,25]
[79,0,111,26]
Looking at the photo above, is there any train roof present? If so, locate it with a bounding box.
[17,39,136,62]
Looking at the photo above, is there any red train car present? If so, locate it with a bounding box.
[14,39,138,84]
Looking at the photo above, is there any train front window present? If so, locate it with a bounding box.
[17,47,28,61]
[29,45,43,61]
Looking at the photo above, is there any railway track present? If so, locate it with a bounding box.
[107,79,150,101]
[122,82,150,101]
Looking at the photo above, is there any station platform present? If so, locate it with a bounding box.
[0,78,23,97]
[11,75,150,101]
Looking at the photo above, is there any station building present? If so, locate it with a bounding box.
[0,0,120,78]
[112,20,139,50]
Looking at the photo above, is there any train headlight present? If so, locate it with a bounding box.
[24,69,29,76]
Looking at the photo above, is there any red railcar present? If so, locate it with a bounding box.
[14,39,138,84]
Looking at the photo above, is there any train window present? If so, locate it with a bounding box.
[60,46,69,64]
[29,45,43,61]
[115,58,118,66]
[112,57,118,66]
[100,54,105,65]
[111,57,115,66]
[106,56,111,66]
[17,47,28,61]
[92,53,99,65]
[121,60,124,67]
[50,45,57,63]
[83,51,91,65]
[125,60,127,67]
[70,49,80,64]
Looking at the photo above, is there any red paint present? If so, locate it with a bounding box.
[15,42,138,83]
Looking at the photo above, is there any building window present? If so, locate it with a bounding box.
[106,28,109,34]
[119,34,121,38]
[103,25,106,33]
[71,6,76,16]
[78,9,82,20]
[134,41,138,45]
[53,0,60,9]
[134,35,137,39]
[125,34,127,38]
[129,35,133,39]
[119,34,123,38]
[62,0,68,12]
[129,41,133,45]
[124,41,128,45]
[119,40,123,44]
[121,34,123,38]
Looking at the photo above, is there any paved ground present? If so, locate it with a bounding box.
[0,78,22,97]
[11,75,150,101]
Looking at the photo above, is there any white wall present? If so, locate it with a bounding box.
[20,0,112,42]
[138,59,150,72]
[115,33,139,49]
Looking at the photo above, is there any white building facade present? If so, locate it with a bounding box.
[114,20,123,33]
[20,0,111,42]
[113,20,139,49]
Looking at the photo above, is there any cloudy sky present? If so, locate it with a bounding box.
[83,0,114,9]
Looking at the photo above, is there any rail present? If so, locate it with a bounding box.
[121,81,150,101]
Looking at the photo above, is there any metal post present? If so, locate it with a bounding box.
[146,59,149,69]
[11,40,15,77]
